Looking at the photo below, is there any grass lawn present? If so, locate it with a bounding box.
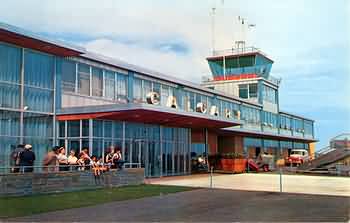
[0,184,194,218]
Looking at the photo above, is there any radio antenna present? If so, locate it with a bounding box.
[211,7,216,54]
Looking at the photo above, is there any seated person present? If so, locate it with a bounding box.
[112,149,124,170]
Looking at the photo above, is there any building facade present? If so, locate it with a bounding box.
[0,22,316,177]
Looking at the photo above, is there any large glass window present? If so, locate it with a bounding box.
[24,87,53,113]
[92,67,103,97]
[304,120,313,137]
[241,105,260,124]
[262,111,278,128]
[67,120,80,137]
[142,80,151,102]
[161,85,169,107]
[0,110,20,136]
[153,82,161,105]
[78,63,90,95]
[0,82,20,109]
[116,73,127,102]
[104,71,115,100]
[24,50,54,89]
[61,60,76,93]
[0,43,21,83]
[133,78,142,102]
[23,113,53,138]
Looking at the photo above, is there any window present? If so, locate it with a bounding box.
[241,105,260,124]
[239,83,258,99]
[142,80,151,102]
[78,63,90,95]
[304,120,313,136]
[262,85,277,103]
[116,73,127,102]
[67,120,80,137]
[24,50,54,89]
[239,84,248,99]
[249,83,258,98]
[61,60,76,93]
[104,71,115,100]
[161,85,169,106]
[188,91,195,111]
[0,43,21,83]
[153,82,161,105]
[262,111,278,128]
[133,78,142,102]
[91,67,103,97]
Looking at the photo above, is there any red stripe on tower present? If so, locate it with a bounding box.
[213,73,258,81]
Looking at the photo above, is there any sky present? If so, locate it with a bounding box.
[0,0,349,149]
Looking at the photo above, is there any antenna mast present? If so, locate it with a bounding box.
[211,7,216,55]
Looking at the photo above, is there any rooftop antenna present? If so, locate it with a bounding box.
[211,7,216,54]
[235,16,256,50]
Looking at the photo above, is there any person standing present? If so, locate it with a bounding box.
[19,144,35,173]
[57,147,69,171]
[68,150,78,168]
[42,146,60,172]
[11,144,25,173]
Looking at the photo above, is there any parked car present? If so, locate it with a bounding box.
[285,149,310,166]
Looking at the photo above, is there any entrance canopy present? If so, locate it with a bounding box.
[57,103,242,129]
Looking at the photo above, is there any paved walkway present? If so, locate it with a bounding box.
[10,189,350,222]
[150,173,350,197]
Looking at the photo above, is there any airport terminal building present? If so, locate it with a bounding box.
[0,23,316,177]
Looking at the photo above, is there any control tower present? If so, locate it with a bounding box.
[202,41,281,113]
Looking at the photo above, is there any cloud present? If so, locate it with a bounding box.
[0,0,349,149]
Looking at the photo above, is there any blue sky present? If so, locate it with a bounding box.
[0,0,349,149]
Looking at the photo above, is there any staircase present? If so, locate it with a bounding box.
[298,148,350,170]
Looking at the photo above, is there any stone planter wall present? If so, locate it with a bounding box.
[0,168,144,197]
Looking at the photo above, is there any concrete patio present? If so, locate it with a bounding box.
[149,173,350,197]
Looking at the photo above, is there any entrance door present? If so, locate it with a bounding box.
[144,140,161,177]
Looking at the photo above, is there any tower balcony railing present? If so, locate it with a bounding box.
[202,71,281,86]
[212,46,269,58]
[267,75,282,86]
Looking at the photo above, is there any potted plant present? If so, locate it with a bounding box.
[220,152,247,173]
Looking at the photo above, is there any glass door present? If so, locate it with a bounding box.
[145,140,161,177]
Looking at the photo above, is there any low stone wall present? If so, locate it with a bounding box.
[0,168,144,197]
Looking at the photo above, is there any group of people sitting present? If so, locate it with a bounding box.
[11,144,124,175]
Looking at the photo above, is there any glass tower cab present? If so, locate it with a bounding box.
[201,42,281,113]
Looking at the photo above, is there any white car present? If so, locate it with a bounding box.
[285,149,310,166]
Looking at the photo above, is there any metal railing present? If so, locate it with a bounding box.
[212,46,269,58]
[0,163,132,174]
[267,75,282,86]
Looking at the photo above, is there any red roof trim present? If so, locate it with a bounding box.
[0,29,83,57]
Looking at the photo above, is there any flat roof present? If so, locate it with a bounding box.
[0,22,85,57]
